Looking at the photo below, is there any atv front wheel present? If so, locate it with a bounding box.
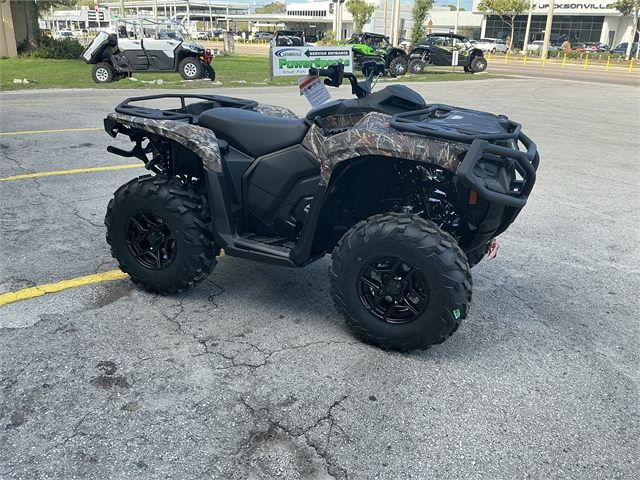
[408,59,425,75]
[92,62,115,83]
[105,175,219,294]
[330,213,472,351]
[203,64,216,81]
[179,57,204,80]
[470,56,488,73]
[388,56,408,77]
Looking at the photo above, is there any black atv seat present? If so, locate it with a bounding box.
[199,108,309,159]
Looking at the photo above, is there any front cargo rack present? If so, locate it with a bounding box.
[391,105,540,208]
[114,94,259,124]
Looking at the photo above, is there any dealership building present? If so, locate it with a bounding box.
[1,0,637,58]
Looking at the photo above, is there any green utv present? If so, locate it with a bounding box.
[343,32,409,76]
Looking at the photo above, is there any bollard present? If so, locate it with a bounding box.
[630,59,635,73]
[542,53,546,67]
[606,55,610,71]
[487,52,491,63]
[562,53,566,68]
[523,51,527,65]
[584,53,589,70]
[504,52,509,64]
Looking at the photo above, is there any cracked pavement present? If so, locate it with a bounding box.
[0,80,638,479]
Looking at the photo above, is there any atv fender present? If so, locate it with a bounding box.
[105,113,222,173]
[301,111,467,185]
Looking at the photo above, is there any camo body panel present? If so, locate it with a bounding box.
[253,104,299,119]
[316,112,467,185]
[302,113,366,159]
[107,113,222,173]
[320,113,366,132]
[301,124,324,161]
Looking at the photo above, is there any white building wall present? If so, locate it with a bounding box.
[365,3,482,38]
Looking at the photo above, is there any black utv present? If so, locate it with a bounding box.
[407,33,487,74]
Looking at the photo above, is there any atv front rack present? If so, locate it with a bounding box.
[391,105,539,208]
[114,94,258,124]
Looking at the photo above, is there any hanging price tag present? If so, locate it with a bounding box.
[298,74,331,109]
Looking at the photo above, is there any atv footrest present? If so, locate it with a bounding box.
[238,234,293,252]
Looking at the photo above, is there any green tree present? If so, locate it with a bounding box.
[458,25,475,39]
[409,0,434,46]
[613,0,640,59]
[445,4,466,11]
[21,0,76,51]
[254,1,286,14]
[345,0,376,33]
[477,0,529,49]
[317,30,339,46]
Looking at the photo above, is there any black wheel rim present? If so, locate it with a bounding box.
[126,211,176,270]
[357,255,430,324]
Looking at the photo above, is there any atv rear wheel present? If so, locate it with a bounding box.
[388,56,408,77]
[330,213,472,351]
[470,56,488,73]
[179,57,204,80]
[105,175,219,294]
[92,62,115,83]
[408,59,425,74]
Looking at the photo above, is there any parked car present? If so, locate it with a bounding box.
[475,38,509,53]
[610,42,638,55]
[398,37,411,48]
[255,32,274,41]
[408,33,487,74]
[571,42,586,51]
[196,31,211,40]
[584,42,609,52]
[53,30,76,39]
[527,40,544,52]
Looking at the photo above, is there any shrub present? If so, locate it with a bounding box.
[317,30,338,46]
[19,36,84,60]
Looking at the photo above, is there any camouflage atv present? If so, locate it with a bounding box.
[343,32,409,76]
[101,63,539,351]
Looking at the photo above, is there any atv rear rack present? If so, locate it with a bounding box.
[114,94,258,124]
[391,105,539,208]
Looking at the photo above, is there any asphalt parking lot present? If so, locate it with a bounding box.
[1,78,638,479]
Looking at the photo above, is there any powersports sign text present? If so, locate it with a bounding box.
[271,47,353,76]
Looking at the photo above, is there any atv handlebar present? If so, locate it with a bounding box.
[309,61,384,99]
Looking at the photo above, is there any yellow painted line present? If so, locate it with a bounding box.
[0,127,102,136]
[0,252,226,307]
[0,270,128,307]
[0,164,143,181]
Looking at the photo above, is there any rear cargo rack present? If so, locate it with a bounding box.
[114,94,258,124]
[391,105,539,208]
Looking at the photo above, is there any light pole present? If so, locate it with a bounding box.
[523,0,533,53]
[541,0,555,63]
[391,0,400,46]
[454,0,460,34]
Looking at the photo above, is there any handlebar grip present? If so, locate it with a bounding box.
[309,67,332,77]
